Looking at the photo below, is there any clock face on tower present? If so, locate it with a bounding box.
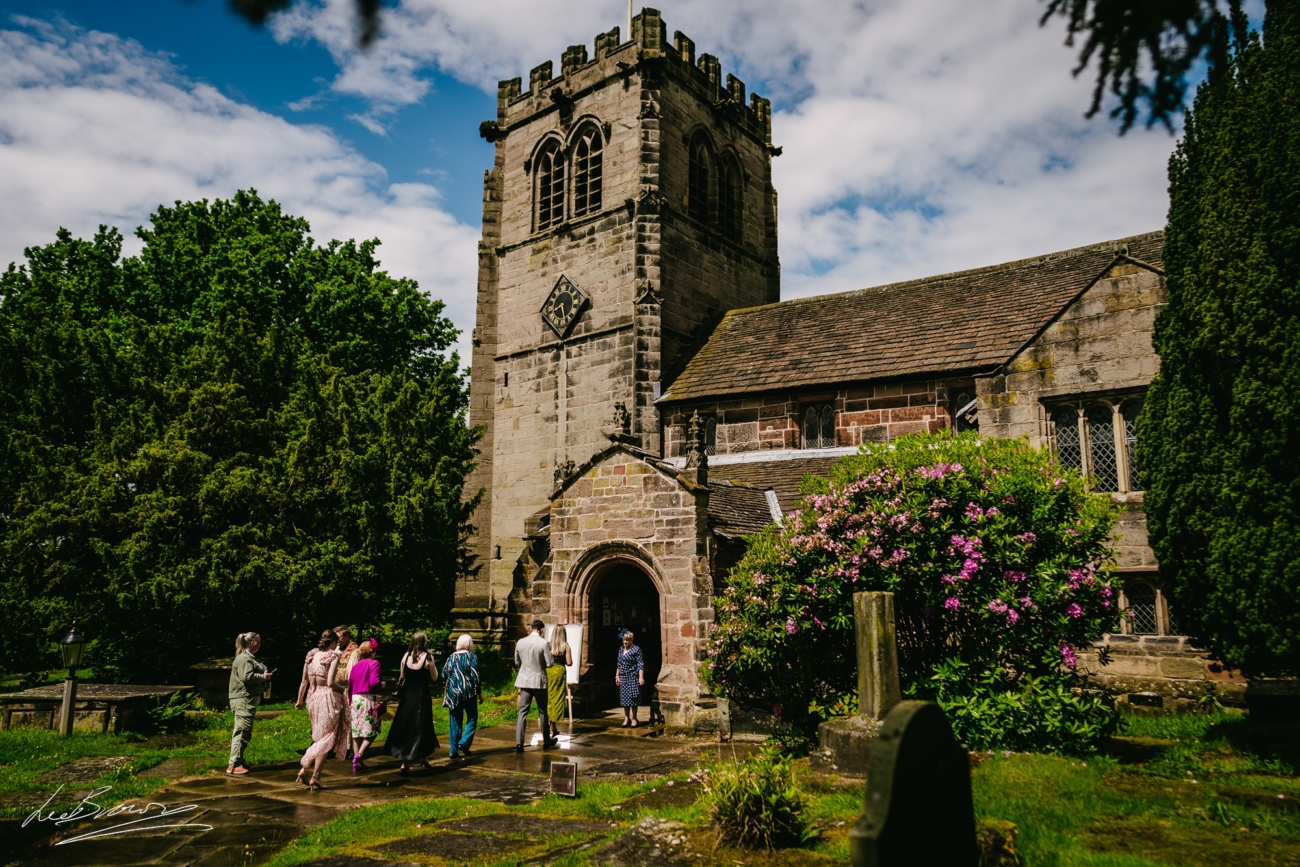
[540,275,589,339]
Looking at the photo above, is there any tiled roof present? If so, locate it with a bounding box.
[707,481,777,539]
[661,232,1164,403]
[710,456,842,512]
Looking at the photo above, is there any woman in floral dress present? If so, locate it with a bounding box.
[296,631,342,789]
[348,638,386,772]
[615,630,645,728]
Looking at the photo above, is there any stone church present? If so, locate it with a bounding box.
[455,9,1230,727]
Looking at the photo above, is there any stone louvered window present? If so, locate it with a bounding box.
[718,157,742,240]
[1048,397,1143,495]
[688,134,713,223]
[803,404,836,449]
[572,126,603,218]
[535,142,565,231]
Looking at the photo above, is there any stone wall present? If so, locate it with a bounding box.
[545,447,713,727]
[661,378,974,457]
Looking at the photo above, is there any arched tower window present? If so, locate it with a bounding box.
[1086,405,1118,492]
[535,141,565,231]
[572,126,603,218]
[688,134,713,223]
[718,156,742,239]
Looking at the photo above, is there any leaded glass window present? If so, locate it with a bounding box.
[804,405,836,449]
[1126,582,1158,635]
[535,143,565,231]
[1123,400,1143,492]
[1087,406,1118,492]
[705,418,717,456]
[1052,407,1083,473]
[572,127,603,218]
[688,134,712,223]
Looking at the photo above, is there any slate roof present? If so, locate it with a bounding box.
[710,456,842,512]
[661,232,1164,403]
[707,482,777,539]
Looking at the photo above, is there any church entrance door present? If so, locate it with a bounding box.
[585,563,662,711]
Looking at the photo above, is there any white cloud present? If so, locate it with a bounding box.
[273,0,1177,294]
[0,17,480,362]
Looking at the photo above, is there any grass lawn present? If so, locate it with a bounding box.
[1,705,1297,865]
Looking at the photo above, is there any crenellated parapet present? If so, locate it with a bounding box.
[488,8,774,149]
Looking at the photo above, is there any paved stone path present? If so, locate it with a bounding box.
[11,714,719,866]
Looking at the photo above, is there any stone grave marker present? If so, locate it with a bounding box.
[849,701,979,867]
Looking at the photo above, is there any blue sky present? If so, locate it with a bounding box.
[0,1,1184,362]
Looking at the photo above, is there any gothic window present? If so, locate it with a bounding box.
[718,157,742,239]
[688,134,713,223]
[1126,581,1158,635]
[1048,399,1146,495]
[1122,400,1143,492]
[705,418,717,456]
[535,141,565,231]
[1052,406,1083,473]
[1087,406,1119,492]
[572,126,603,218]
[803,404,836,449]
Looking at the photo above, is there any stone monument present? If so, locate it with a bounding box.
[811,591,901,775]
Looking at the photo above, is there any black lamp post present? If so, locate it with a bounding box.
[58,621,86,737]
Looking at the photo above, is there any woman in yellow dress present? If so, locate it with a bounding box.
[545,628,572,740]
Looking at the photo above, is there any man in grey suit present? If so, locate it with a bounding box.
[514,619,555,752]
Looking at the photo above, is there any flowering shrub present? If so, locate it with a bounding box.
[704,431,1123,751]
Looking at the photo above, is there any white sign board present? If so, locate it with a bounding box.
[545,623,584,684]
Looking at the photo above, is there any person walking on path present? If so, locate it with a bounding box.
[227,632,272,774]
[296,630,343,790]
[615,630,645,728]
[514,619,555,753]
[546,627,572,741]
[386,632,440,773]
[331,626,357,759]
[348,638,387,772]
[442,634,482,759]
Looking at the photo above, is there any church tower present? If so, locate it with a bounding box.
[458,8,780,644]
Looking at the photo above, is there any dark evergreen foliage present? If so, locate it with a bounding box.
[1141,0,1300,675]
[0,191,479,681]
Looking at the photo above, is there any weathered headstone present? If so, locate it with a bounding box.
[849,701,979,867]
[811,591,901,775]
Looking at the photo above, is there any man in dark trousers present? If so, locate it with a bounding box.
[514,619,555,752]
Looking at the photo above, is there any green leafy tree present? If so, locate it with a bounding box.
[705,432,1121,751]
[0,191,479,681]
[1141,2,1300,676]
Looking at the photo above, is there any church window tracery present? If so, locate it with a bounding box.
[572,126,603,218]
[535,141,565,231]
[688,133,713,223]
[1047,397,1144,495]
[803,404,836,449]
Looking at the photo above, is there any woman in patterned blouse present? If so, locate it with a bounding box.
[441,634,482,758]
[615,630,645,728]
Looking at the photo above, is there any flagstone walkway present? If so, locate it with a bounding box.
[11,713,721,866]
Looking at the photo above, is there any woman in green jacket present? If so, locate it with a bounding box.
[227,632,272,774]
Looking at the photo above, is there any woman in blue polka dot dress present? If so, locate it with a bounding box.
[615,630,645,727]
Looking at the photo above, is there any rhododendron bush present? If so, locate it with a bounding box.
[704,432,1123,751]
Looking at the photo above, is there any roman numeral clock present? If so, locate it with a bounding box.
[541,275,589,339]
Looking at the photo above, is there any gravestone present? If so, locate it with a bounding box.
[811,591,900,775]
[849,701,979,867]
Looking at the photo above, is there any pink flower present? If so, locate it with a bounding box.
[1006,609,1020,626]
[1066,603,1083,619]
[987,598,1009,614]
[1004,570,1027,583]
[1060,643,1078,669]
[785,618,798,634]
[944,597,961,611]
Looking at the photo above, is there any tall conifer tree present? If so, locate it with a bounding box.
[1142,1,1300,675]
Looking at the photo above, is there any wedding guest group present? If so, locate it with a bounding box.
[226,632,272,774]
[387,632,440,773]
[442,633,482,758]
[514,619,555,753]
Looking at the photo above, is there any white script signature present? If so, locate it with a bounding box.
[22,785,213,845]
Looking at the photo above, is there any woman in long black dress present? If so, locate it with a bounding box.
[386,632,440,773]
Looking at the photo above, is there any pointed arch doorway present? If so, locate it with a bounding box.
[584,562,662,711]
